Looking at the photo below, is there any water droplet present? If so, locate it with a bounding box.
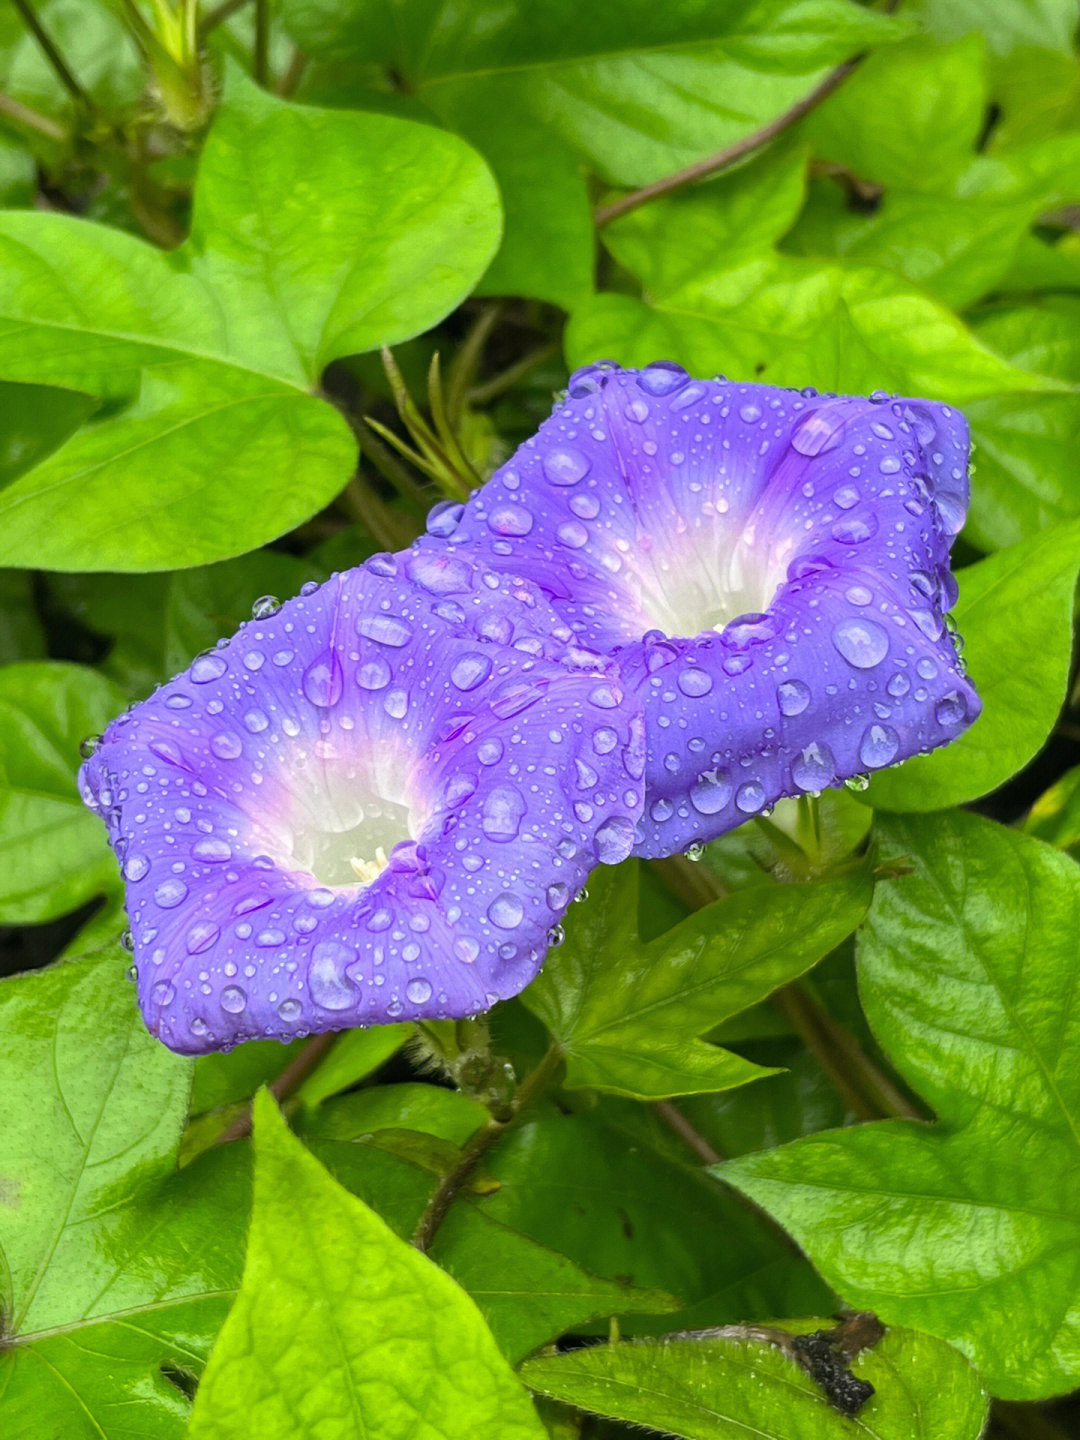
[477,736,504,765]
[309,941,358,1010]
[451,653,493,691]
[256,928,286,947]
[735,781,766,814]
[637,361,689,396]
[302,651,344,707]
[547,882,570,910]
[482,786,526,841]
[405,976,433,1005]
[556,520,589,548]
[120,929,134,952]
[489,893,524,929]
[79,734,101,760]
[488,503,534,536]
[792,742,836,792]
[357,614,413,648]
[935,691,967,728]
[595,815,635,864]
[790,410,845,456]
[152,980,175,1006]
[251,595,280,619]
[278,998,302,1023]
[690,769,731,815]
[123,854,149,882]
[426,499,464,537]
[846,584,873,607]
[844,773,871,792]
[834,485,859,510]
[777,679,811,716]
[191,652,227,683]
[678,667,713,697]
[879,454,901,474]
[210,732,243,760]
[833,618,889,669]
[154,878,188,909]
[738,402,762,423]
[684,842,704,862]
[860,723,900,769]
[542,446,591,485]
[186,921,220,955]
[221,986,247,1013]
[193,837,232,863]
[831,514,879,544]
[384,688,408,718]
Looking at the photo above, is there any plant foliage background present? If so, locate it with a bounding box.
[2,1,1080,1437]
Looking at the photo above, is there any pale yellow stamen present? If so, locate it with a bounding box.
[349,846,389,885]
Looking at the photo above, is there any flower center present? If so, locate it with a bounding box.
[277,737,417,889]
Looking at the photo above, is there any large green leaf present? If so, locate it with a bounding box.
[865,520,1080,812]
[0,948,249,1439]
[0,661,127,923]
[520,1326,987,1440]
[522,861,871,1099]
[284,0,907,305]
[0,68,500,571]
[187,1092,546,1439]
[723,812,1080,1399]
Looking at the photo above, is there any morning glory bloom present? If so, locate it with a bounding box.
[79,557,643,1054]
[434,362,981,858]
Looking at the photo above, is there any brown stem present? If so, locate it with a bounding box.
[253,0,270,85]
[199,0,251,35]
[653,853,728,909]
[467,340,560,406]
[277,49,308,98]
[218,1032,337,1144]
[446,302,502,424]
[0,91,66,143]
[654,1100,723,1164]
[11,0,92,106]
[412,1042,563,1252]
[338,474,419,552]
[594,59,859,228]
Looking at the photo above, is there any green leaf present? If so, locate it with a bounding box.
[864,520,1080,812]
[0,661,127,922]
[523,861,871,1099]
[723,811,1080,1399]
[187,1092,546,1439]
[1024,764,1080,853]
[906,0,1078,58]
[800,36,987,193]
[0,572,44,664]
[478,1109,833,1331]
[190,1040,305,1115]
[294,1023,410,1108]
[0,381,95,486]
[520,1326,988,1440]
[0,947,248,1439]
[284,0,907,304]
[0,68,500,571]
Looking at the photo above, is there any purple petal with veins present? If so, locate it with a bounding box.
[440,362,980,857]
[80,557,643,1054]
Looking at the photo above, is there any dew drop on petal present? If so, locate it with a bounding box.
[357,614,413,648]
[451,653,494,691]
[186,921,220,955]
[860,723,900,769]
[935,691,967,728]
[251,595,280,620]
[777,679,811,716]
[154,878,188,908]
[406,977,433,1005]
[792,742,836,792]
[481,786,526,841]
[123,854,149,881]
[595,815,635,864]
[191,652,227,684]
[211,732,243,760]
[489,893,524,929]
[193,837,232,863]
[735,781,766,814]
[221,986,247,1013]
[302,651,344,707]
[542,447,591,485]
[678,667,713,697]
[690,769,731,815]
[638,361,689,396]
[833,618,889,669]
[309,941,358,1011]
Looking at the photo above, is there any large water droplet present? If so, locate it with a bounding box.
[833,618,889,669]
[482,786,526,841]
[678,667,713,697]
[451,653,493,692]
[690,769,731,815]
[735,781,766,814]
[637,361,689,396]
[860,723,900,769]
[221,985,247,1013]
[489,893,524,929]
[792,742,835,792]
[302,651,344,707]
[193,837,232,863]
[595,815,634,864]
[426,499,464,537]
[406,976,433,1005]
[210,732,243,760]
[935,691,967,728]
[123,853,149,881]
[777,679,811,716]
[251,595,280,620]
[556,520,589,548]
[542,447,591,485]
[154,878,188,909]
[191,652,227,683]
[488,504,534,536]
[357,614,412,648]
[309,941,358,1011]
[791,410,845,456]
[186,921,220,955]
[358,657,391,691]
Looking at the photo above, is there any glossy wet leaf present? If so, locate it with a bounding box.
[724,811,1080,1399]
[0,68,500,572]
[0,947,248,1439]
[523,861,871,1099]
[283,0,907,305]
[520,1325,987,1440]
[0,662,127,922]
[865,520,1080,812]
[1024,764,1080,853]
[187,1092,546,1439]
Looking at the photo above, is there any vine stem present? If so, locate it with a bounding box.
[0,91,66,143]
[657,854,922,1122]
[218,1032,337,1144]
[594,59,858,228]
[11,0,92,106]
[412,1041,563,1252]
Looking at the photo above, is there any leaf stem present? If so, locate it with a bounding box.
[467,340,560,405]
[593,59,859,228]
[0,90,66,143]
[653,1099,723,1164]
[412,1041,563,1252]
[253,0,270,85]
[10,0,93,107]
[218,1032,337,1144]
[199,0,251,35]
[446,301,502,424]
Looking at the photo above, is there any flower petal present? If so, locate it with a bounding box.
[80,560,643,1054]
[442,364,977,854]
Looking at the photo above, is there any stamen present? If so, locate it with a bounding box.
[349,846,389,885]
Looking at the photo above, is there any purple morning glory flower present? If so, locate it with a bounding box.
[79,557,643,1054]
[434,362,981,858]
